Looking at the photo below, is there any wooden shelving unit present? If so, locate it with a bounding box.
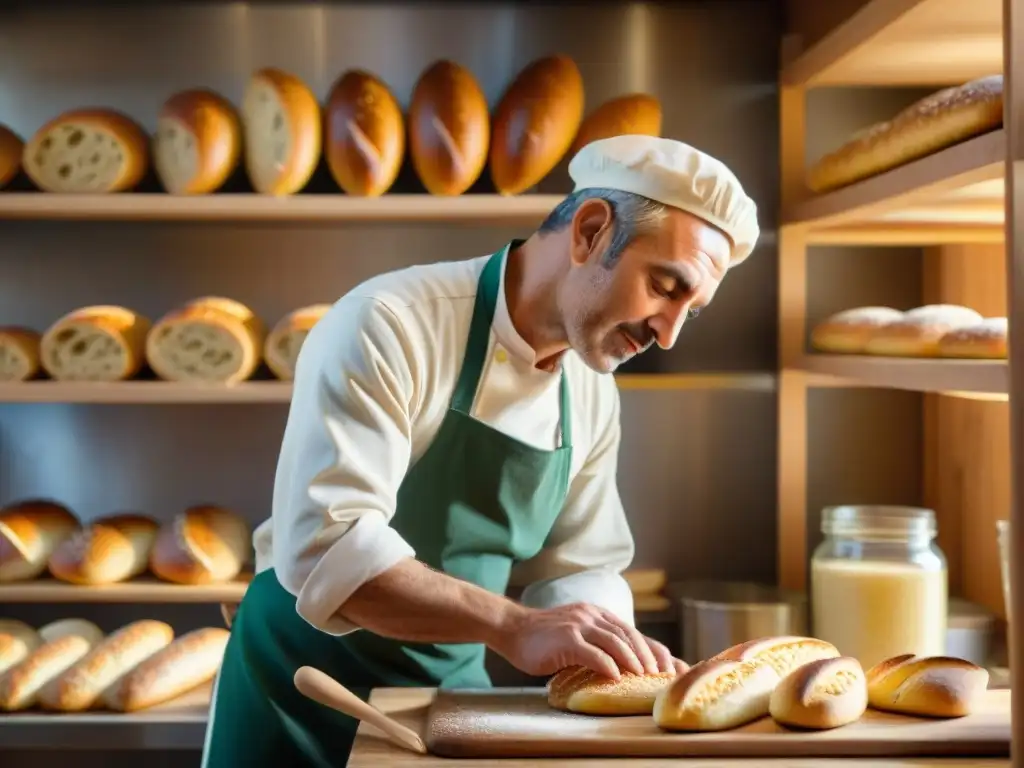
[0,576,251,603]
[779,0,1022,764]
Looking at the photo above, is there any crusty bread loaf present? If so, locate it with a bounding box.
[39,619,174,712]
[490,55,585,195]
[622,568,667,595]
[862,304,984,357]
[242,67,321,196]
[937,316,1008,359]
[810,307,906,354]
[38,618,104,646]
[570,94,662,158]
[547,665,679,715]
[146,296,266,384]
[0,500,80,582]
[769,656,868,730]
[0,620,41,677]
[326,69,405,197]
[153,88,241,195]
[0,621,104,711]
[865,653,989,718]
[103,627,229,712]
[23,108,149,193]
[808,76,1004,193]
[0,124,23,189]
[48,513,159,585]
[653,657,780,731]
[40,305,151,381]
[0,327,41,381]
[711,635,841,679]
[149,505,251,585]
[409,60,489,196]
[264,303,330,381]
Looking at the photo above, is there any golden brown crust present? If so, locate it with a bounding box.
[862,304,983,357]
[865,654,989,717]
[409,60,490,196]
[547,665,679,715]
[570,94,662,157]
[809,307,905,354]
[48,513,159,585]
[0,620,41,677]
[0,500,80,582]
[264,303,331,381]
[0,631,102,711]
[40,305,152,381]
[653,657,779,731]
[149,505,251,585]
[937,317,1008,359]
[769,656,868,730]
[0,123,23,189]
[490,55,585,195]
[0,326,41,381]
[711,635,840,678]
[154,88,242,195]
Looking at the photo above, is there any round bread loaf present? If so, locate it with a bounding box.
[810,307,905,354]
[547,665,680,715]
[409,60,490,196]
[242,67,321,196]
[862,304,984,357]
[0,500,80,582]
[490,55,585,195]
[769,656,868,730]
[48,513,159,585]
[149,505,252,585]
[653,657,779,731]
[0,620,104,712]
[0,327,41,381]
[264,303,330,381]
[40,305,151,381]
[0,620,41,679]
[154,88,241,195]
[23,108,148,193]
[569,94,662,157]
[0,124,23,189]
[711,635,841,679]
[146,296,265,384]
[937,316,1008,358]
[325,69,405,197]
[865,653,989,718]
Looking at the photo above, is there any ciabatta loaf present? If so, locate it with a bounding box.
[865,654,989,718]
[810,307,906,354]
[242,67,321,196]
[40,305,151,381]
[769,656,868,730]
[146,297,266,384]
[712,635,841,679]
[149,505,251,585]
[23,108,148,193]
[39,619,174,712]
[0,124,23,189]
[570,94,662,157]
[863,304,984,357]
[48,513,159,585]
[938,317,1008,359]
[654,658,780,731]
[0,500,80,582]
[0,619,41,677]
[103,627,229,712]
[0,620,104,711]
[547,665,680,715]
[0,327,41,381]
[154,88,241,195]
[264,304,330,380]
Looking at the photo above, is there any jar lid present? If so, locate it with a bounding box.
[821,505,937,538]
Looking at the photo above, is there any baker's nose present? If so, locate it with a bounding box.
[652,303,689,350]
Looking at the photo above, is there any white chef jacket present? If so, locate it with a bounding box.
[252,248,637,636]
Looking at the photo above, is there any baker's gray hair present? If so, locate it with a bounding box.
[537,187,668,266]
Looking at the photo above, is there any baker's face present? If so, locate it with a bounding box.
[560,201,732,373]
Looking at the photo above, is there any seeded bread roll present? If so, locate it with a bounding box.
[23,108,148,193]
[654,658,780,731]
[863,304,984,357]
[865,654,989,718]
[0,620,41,678]
[569,94,663,157]
[547,665,681,715]
[0,620,104,711]
[0,500,80,582]
[711,635,841,678]
[769,656,868,730]
[264,304,330,381]
[48,513,159,585]
[937,316,1008,358]
[808,76,1004,193]
[0,327,41,381]
[810,307,906,354]
[0,124,23,189]
[40,305,151,381]
[242,68,321,196]
[154,88,241,195]
[146,296,266,384]
[149,505,251,585]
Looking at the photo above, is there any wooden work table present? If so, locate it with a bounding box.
[349,688,1011,767]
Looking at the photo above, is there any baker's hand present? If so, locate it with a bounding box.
[491,601,685,680]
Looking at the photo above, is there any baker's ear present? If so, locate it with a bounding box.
[570,198,613,266]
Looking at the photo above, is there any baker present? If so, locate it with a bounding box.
[200,134,759,766]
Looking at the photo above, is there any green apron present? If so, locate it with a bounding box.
[201,244,574,767]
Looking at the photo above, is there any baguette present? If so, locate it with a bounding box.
[653,657,780,731]
[0,620,104,711]
[769,656,868,730]
[154,88,242,195]
[865,654,989,718]
[264,304,330,381]
[40,305,151,381]
[0,326,41,381]
[809,307,905,354]
[0,123,23,189]
[38,618,105,646]
[149,505,251,585]
[937,317,1008,359]
[547,665,680,715]
[711,635,841,678]
[0,619,41,677]
[48,513,159,585]
[103,627,229,712]
[39,619,174,712]
[0,499,80,582]
[569,94,662,157]
[863,304,983,357]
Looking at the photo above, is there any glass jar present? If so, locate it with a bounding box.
[810,505,947,670]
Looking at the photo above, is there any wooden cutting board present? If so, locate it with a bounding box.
[424,687,1011,759]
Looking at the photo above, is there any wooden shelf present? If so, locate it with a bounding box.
[784,130,1006,244]
[0,193,564,223]
[0,576,250,603]
[782,0,1003,86]
[801,354,1008,395]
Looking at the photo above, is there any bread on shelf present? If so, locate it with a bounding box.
[153,88,242,195]
[809,307,906,354]
[653,657,780,731]
[0,500,80,582]
[0,619,41,677]
[0,619,104,711]
[146,296,266,384]
[570,94,662,157]
[862,304,984,357]
[48,513,159,586]
[23,108,149,193]
[0,326,41,381]
[865,653,989,718]
[769,656,868,730]
[937,316,1008,359]
[149,504,252,585]
[547,665,680,715]
[264,304,331,381]
[40,305,151,381]
[490,55,585,195]
[0,123,23,189]
[242,67,321,196]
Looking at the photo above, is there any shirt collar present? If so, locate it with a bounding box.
[491,240,545,366]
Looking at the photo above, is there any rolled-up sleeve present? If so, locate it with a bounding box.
[270,295,419,635]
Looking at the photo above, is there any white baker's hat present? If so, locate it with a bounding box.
[568,135,760,265]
